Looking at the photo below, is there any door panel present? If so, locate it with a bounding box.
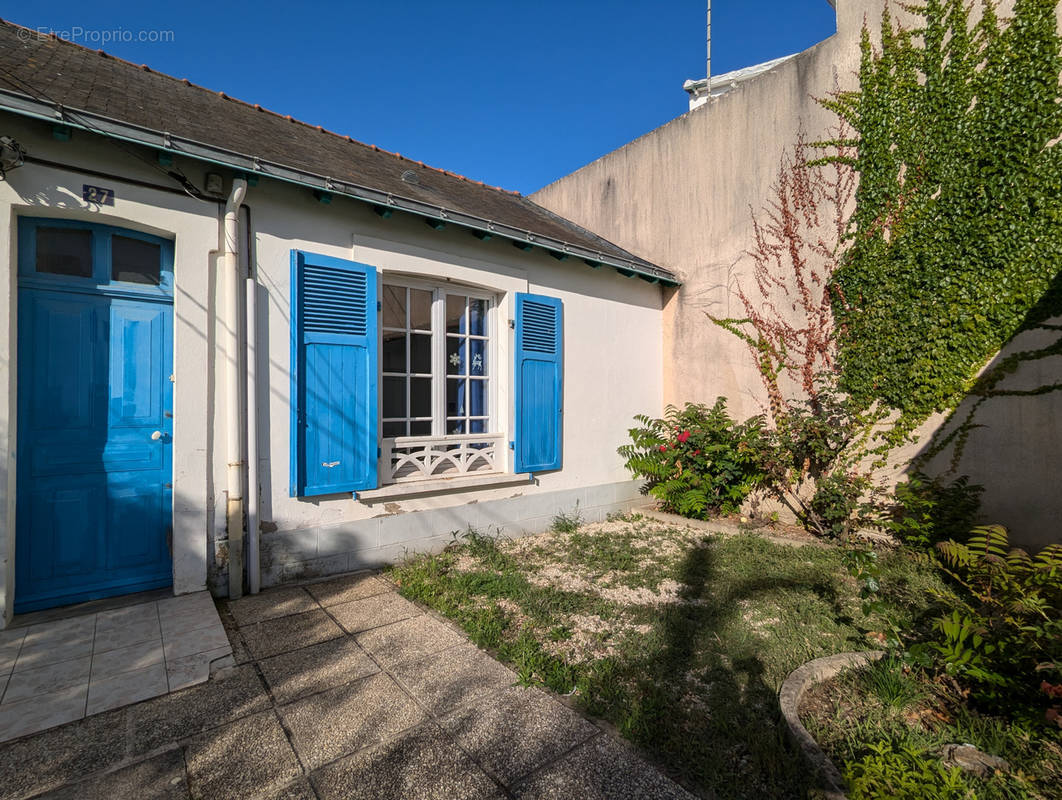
[16,223,174,613]
[27,483,102,581]
[105,478,166,570]
[109,302,165,426]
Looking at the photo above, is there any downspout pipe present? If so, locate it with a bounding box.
[245,211,260,595]
[224,177,248,600]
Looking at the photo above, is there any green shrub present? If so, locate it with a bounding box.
[844,742,970,800]
[619,399,770,518]
[808,471,866,538]
[884,473,983,549]
[915,525,1062,715]
[760,379,880,539]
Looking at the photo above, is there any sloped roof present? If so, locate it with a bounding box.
[0,20,676,285]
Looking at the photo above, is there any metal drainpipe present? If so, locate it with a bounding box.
[245,206,260,595]
[223,177,248,600]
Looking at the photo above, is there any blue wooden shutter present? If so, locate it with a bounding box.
[514,293,563,473]
[290,251,378,496]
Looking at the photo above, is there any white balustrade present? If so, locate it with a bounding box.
[382,433,503,483]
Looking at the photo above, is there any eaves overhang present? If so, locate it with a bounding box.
[0,88,680,287]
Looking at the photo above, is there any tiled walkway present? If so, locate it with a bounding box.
[0,571,695,800]
[0,591,233,743]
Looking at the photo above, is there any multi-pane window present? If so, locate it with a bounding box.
[446,295,489,435]
[382,285,433,437]
[381,281,493,439]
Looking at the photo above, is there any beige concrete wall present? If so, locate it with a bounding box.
[531,0,1062,549]
[533,2,877,420]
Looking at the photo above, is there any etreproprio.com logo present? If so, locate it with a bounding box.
[17,26,176,45]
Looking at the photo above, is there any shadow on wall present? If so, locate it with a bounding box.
[911,269,1062,550]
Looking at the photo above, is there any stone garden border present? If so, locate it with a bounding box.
[778,650,885,800]
[634,506,830,548]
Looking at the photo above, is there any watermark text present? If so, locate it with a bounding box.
[18,26,175,45]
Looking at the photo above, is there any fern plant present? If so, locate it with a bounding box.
[918,525,1062,714]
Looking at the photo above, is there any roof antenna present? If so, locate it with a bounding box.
[705,0,712,100]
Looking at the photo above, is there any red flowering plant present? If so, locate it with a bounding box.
[619,398,772,518]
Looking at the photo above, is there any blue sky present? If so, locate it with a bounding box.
[10,1,837,193]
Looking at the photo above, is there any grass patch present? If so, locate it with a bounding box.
[387,517,950,799]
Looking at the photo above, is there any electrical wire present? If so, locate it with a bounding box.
[0,63,213,203]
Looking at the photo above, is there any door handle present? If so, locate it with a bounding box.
[151,430,163,441]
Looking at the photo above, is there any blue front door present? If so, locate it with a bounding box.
[15,218,174,613]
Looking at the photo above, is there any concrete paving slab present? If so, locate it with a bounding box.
[328,592,422,634]
[0,569,697,800]
[39,748,189,800]
[86,661,169,716]
[259,636,379,705]
[354,615,464,668]
[93,600,157,631]
[162,624,231,662]
[310,723,505,800]
[511,731,696,800]
[0,683,88,743]
[185,710,302,800]
[92,615,162,655]
[0,628,26,674]
[2,654,91,703]
[0,706,129,800]
[155,595,219,637]
[215,606,254,666]
[157,592,216,620]
[240,610,344,660]
[90,639,165,681]
[227,586,318,627]
[267,779,318,800]
[128,665,271,756]
[390,644,516,715]
[18,615,95,655]
[14,635,94,673]
[279,672,425,769]
[166,646,234,692]
[438,685,600,786]
[304,572,391,607]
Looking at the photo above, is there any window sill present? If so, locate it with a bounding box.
[356,472,531,503]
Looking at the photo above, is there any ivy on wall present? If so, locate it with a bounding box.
[823,0,1062,444]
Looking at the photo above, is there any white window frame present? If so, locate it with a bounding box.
[378,275,503,484]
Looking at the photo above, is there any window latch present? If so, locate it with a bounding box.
[508,319,515,330]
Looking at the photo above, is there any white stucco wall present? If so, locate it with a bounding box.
[0,113,664,622]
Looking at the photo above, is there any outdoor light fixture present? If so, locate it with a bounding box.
[0,135,25,178]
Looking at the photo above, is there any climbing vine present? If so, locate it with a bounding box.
[821,0,1062,445]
